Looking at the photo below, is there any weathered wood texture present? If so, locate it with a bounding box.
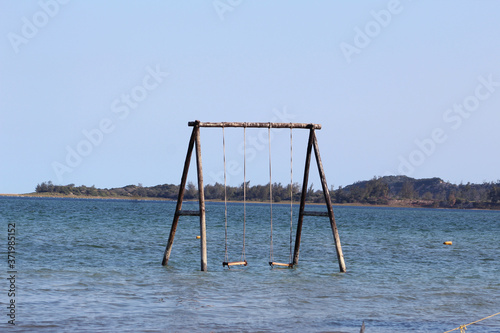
[223,261,248,267]
[311,130,346,273]
[162,126,197,266]
[178,210,200,216]
[188,121,321,130]
[269,262,294,267]
[292,128,314,266]
[194,126,208,272]
[303,211,329,217]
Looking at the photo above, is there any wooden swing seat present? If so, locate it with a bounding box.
[269,262,293,268]
[223,260,248,267]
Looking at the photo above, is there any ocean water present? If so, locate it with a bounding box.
[0,196,499,332]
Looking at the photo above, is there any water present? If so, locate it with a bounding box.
[1,197,499,332]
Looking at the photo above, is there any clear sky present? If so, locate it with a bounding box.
[1,1,499,194]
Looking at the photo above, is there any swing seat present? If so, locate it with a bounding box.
[269,262,293,268]
[223,260,248,267]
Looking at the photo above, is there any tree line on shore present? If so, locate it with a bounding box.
[35,175,500,209]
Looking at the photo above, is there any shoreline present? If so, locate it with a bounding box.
[1,193,498,210]
[0,193,175,202]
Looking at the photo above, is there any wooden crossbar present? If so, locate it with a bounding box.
[269,262,294,268]
[188,121,321,130]
[177,210,200,216]
[303,211,329,217]
[223,260,248,267]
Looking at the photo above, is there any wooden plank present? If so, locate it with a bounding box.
[269,262,293,267]
[195,126,208,272]
[162,126,197,266]
[292,128,315,266]
[178,210,200,216]
[303,211,329,217]
[311,130,346,273]
[223,261,248,267]
[188,120,321,130]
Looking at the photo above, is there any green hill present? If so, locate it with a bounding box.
[340,176,499,209]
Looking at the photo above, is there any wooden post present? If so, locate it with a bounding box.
[311,131,346,273]
[194,125,208,272]
[292,127,314,266]
[162,126,197,266]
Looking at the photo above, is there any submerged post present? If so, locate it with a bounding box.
[292,127,314,266]
[194,123,208,272]
[162,126,197,266]
[311,130,346,273]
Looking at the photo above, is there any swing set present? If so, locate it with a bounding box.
[161,121,346,273]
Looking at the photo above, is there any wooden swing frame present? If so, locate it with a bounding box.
[161,120,346,273]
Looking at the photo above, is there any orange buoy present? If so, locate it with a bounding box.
[443,241,452,245]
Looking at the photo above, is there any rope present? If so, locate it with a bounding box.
[222,126,249,265]
[242,126,246,261]
[289,126,293,263]
[268,124,273,263]
[222,126,228,263]
[443,312,500,333]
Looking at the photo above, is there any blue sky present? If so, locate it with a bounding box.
[1,1,499,194]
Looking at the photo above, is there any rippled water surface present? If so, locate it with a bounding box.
[1,197,499,332]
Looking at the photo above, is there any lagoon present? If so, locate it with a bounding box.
[0,197,499,332]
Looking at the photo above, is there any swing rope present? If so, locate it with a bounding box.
[222,126,247,268]
[241,126,247,262]
[269,124,274,264]
[289,126,293,264]
[268,124,294,268]
[222,126,229,264]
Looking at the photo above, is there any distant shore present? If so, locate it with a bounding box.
[0,193,174,202]
[3,193,496,210]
